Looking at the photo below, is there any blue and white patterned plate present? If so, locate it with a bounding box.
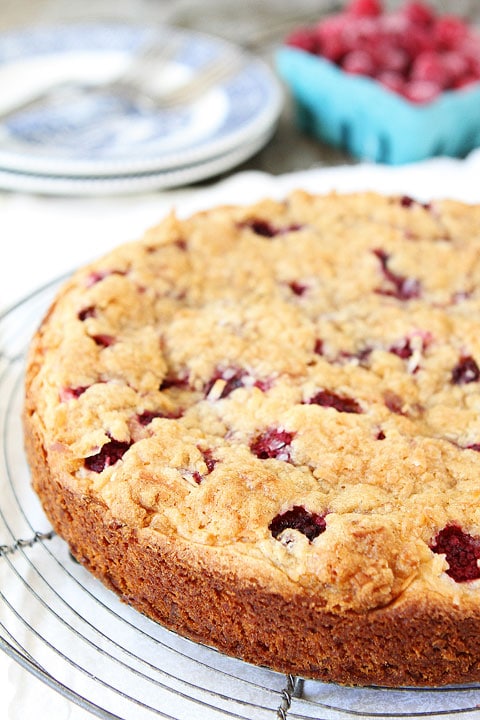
[0,23,282,177]
[0,125,275,195]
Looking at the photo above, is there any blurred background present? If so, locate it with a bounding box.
[1,0,480,176]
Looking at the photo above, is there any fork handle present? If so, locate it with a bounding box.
[0,82,89,122]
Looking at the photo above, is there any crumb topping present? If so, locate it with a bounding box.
[27,192,480,612]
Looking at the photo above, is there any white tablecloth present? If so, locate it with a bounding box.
[2,153,480,719]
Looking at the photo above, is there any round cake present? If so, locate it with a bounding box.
[24,191,480,687]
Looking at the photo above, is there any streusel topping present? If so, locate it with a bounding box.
[29,191,480,613]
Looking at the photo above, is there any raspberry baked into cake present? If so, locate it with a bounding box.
[24,191,480,687]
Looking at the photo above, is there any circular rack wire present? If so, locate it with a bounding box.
[1,278,480,720]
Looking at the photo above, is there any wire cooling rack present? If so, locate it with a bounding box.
[1,279,480,720]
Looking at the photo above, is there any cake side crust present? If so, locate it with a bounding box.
[24,401,480,687]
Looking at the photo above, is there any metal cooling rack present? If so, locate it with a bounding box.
[1,279,480,720]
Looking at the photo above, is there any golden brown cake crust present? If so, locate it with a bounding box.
[23,191,480,686]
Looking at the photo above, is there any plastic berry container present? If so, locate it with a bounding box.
[275,1,480,165]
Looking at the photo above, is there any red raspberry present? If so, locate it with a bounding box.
[78,305,96,321]
[307,389,362,414]
[342,49,375,75]
[269,506,326,542]
[242,219,302,238]
[337,346,372,366]
[459,36,480,71]
[431,525,480,583]
[453,74,479,89]
[346,0,383,17]
[91,334,116,348]
[286,0,476,104]
[314,339,324,355]
[160,374,189,391]
[441,51,470,85]
[402,2,436,27]
[373,248,422,299]
[318,35,346,62]
[60,386,89,402]
[380,12,409,39]
[316,18,348,62]
[384,390,406,415]
[377,70,405,94]
[85,438,131,473]
[204,367,247,399]
[400,25,434,59]
[341,17,378,53]
[85,269,126,287]
[137,409,182,425]
[434,16,469,51]
[389,338,413,360]
[200,448,217,473]
[402,79,442,103]
[411,51,449,88]
[451,355,480,385]
[288,280,308,296]
[373,44,409,74]
[251,428,295,462]
[285,27,318,54]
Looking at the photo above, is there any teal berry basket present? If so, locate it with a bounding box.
[276,45,480,165]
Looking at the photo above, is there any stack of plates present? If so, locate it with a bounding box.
[0,23,283,195]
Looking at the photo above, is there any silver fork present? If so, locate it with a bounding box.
[135,50,246,109]
[0,37,245,121]
[0,33,185,121]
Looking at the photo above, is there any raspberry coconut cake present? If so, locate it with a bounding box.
[24,191,480,687]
